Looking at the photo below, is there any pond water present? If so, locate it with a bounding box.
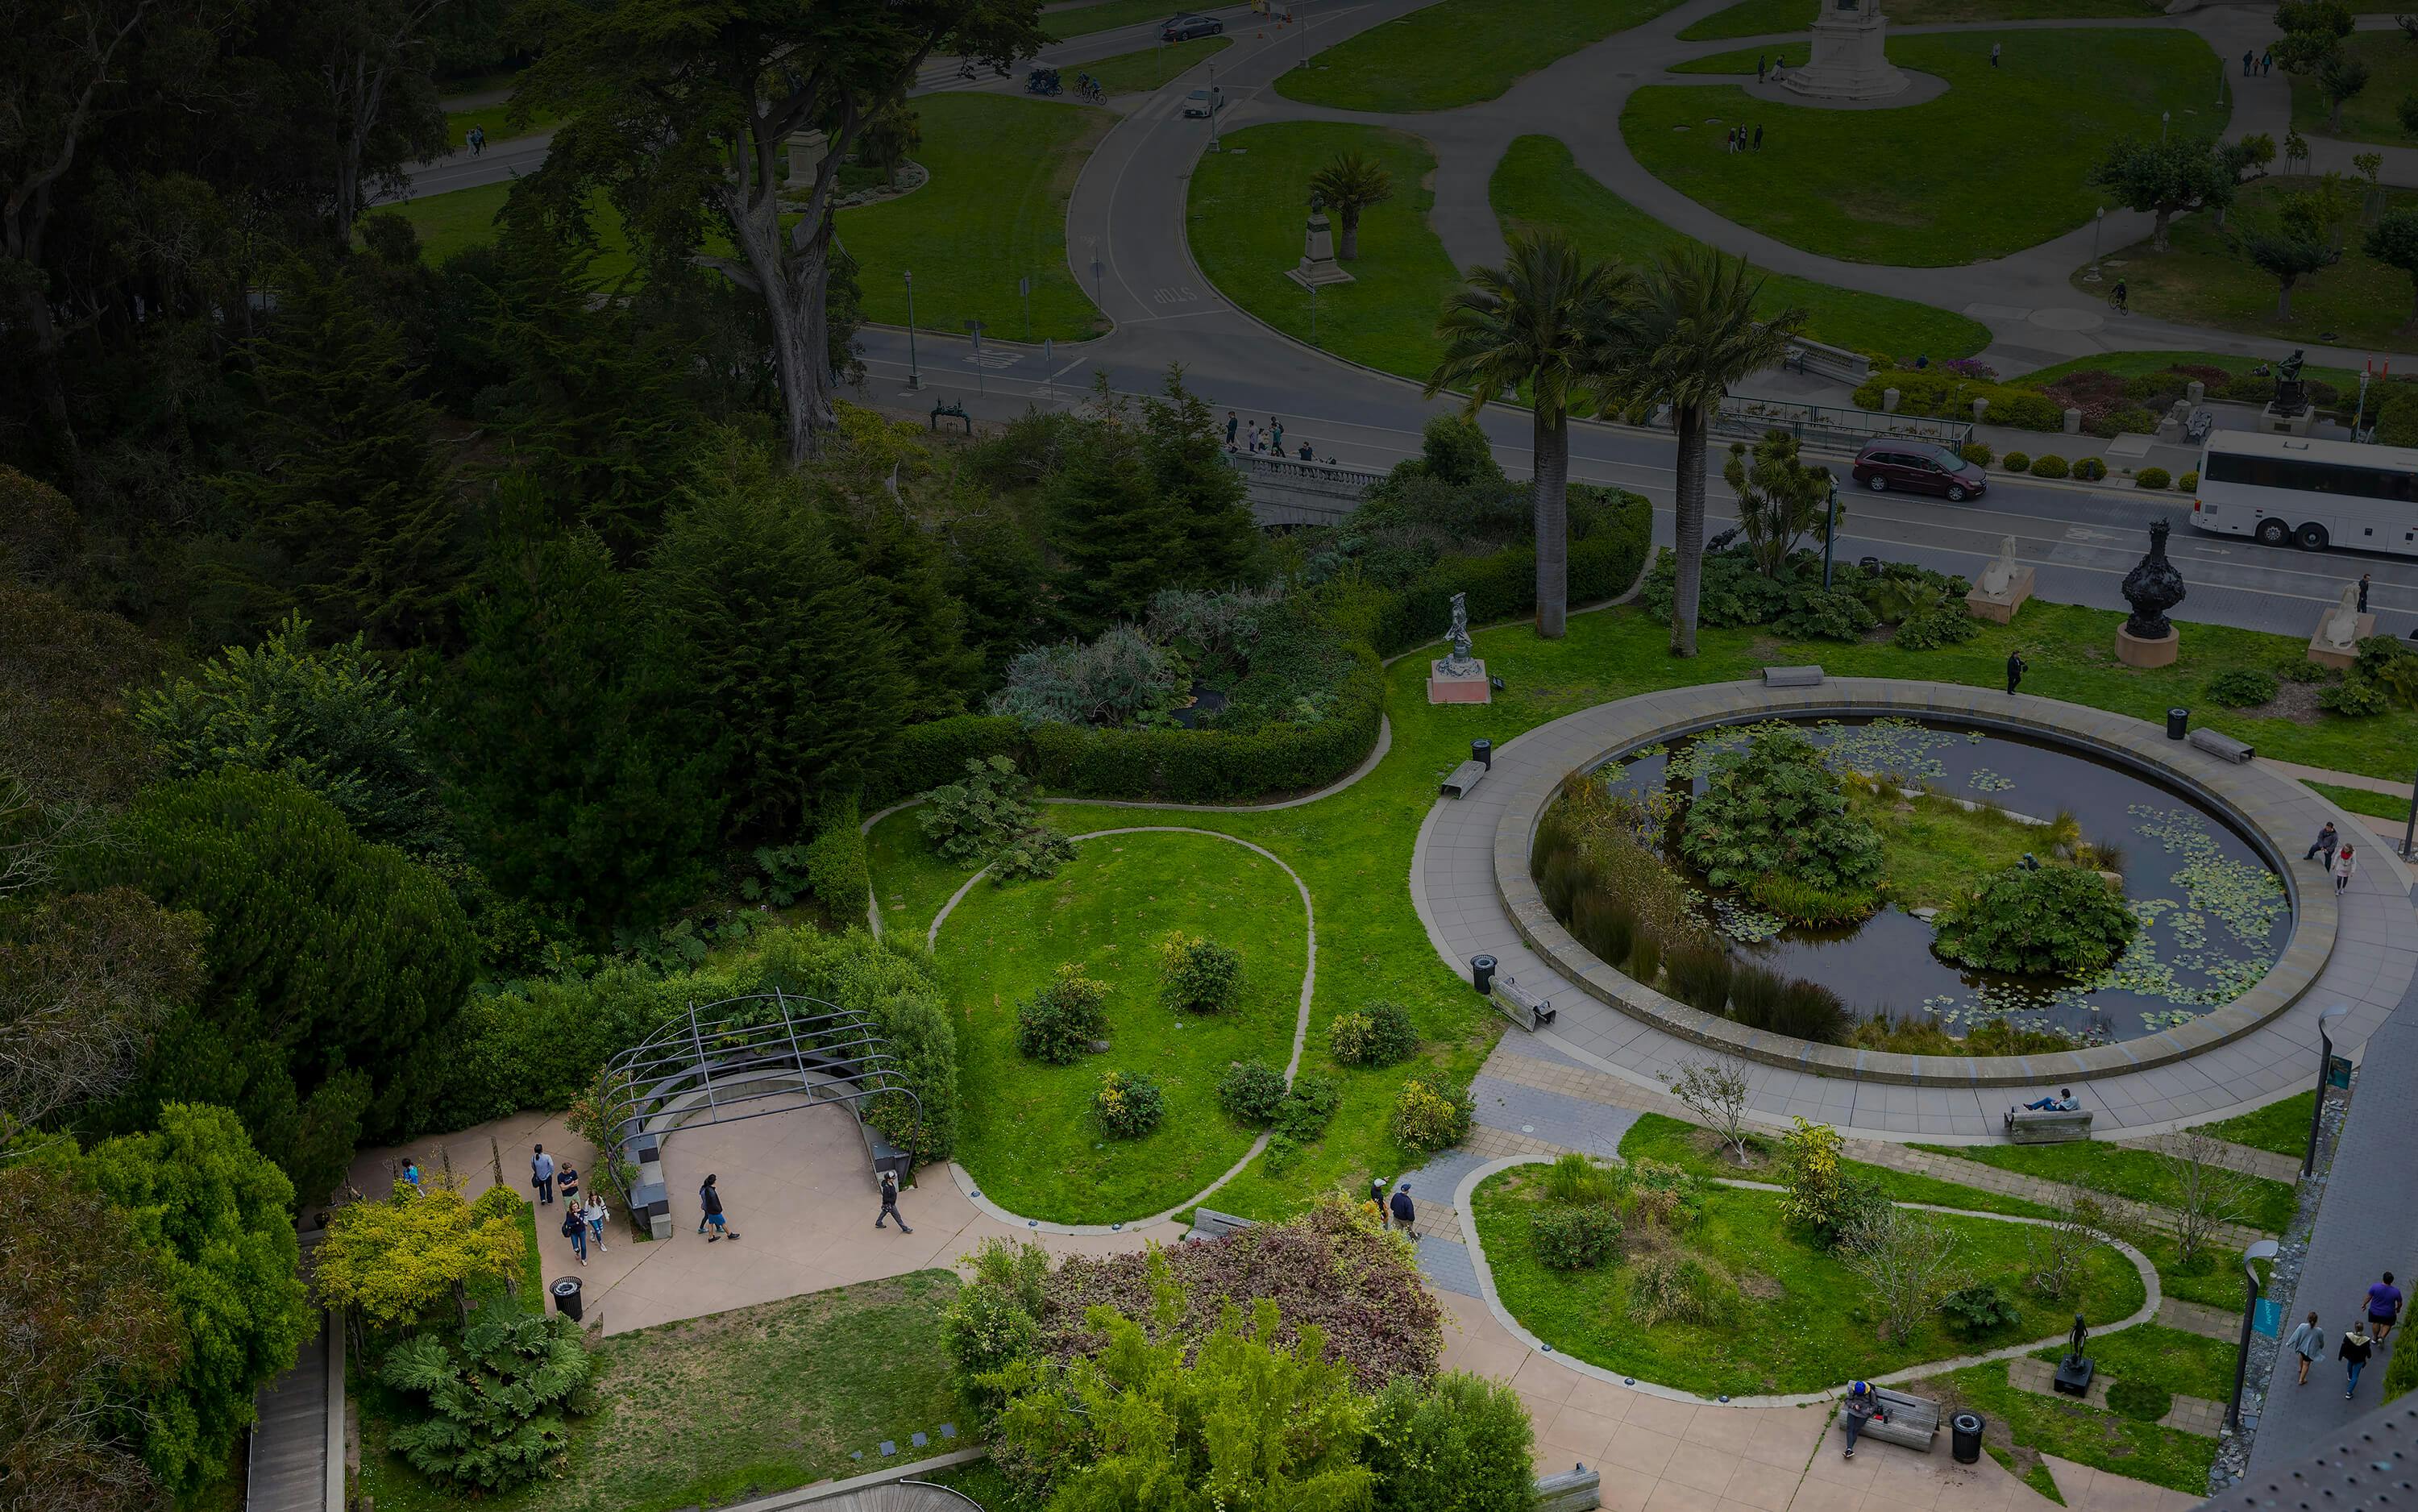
[1596,717,2292,1044]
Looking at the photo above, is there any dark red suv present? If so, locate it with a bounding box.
[1852,442,1988,502]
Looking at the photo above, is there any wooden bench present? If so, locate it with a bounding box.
[1843,1388,1941,1452]
[2187,727,2254,763]
[2005,1106,2094,1144]
[1764,665,1825,688]
[1535,1465,1603,1512]
[1490,974,1557,1032]
[1440,760,1489,798]
[1189,1207,1256,1241]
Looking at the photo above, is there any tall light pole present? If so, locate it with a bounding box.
[904,269,920,390]
[1822,472,1840,589]
[2228,1239,2282,1431]
[2305,1003,2350,1175]
[2161,110,2170,142]
[2092,205,2105,267]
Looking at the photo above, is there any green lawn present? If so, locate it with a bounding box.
[1909,1141,2299,1233]
[1086,34,1231,93]
[2290,30,2418,147]
[1491,136,1988,361]
[356,1272,964,1512]
[1928,1357,2218,1492]
[2087,181,2418,357]
[2012,348,2366,393]
[1473,1173,2144,1397]
[1678,0,2164,38]
[941,831,1310,1223]
[2196,1089,2320,1160]
[2305,780,2412,825]
[1622,30,2225,265]
[1274,0,1689,112]
[443,102,554,150]
[841,93,1109,341]
[1619,1112,2062,1219]
[1186,122,1460,382]
[2055,1319,2238,1402]
[1044,0,1194,39]
[382,181,515,266]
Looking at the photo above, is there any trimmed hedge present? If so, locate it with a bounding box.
[865,493,1653,805]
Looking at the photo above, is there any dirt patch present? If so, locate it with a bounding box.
[1739,1272,1788,1302]
[2237,679,2326,725]
[1685,1125,1773,1174]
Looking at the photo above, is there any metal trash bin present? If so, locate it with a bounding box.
[1471,954,1498,996]
[1951,1411,1984,1464]
[550,1277,583,1323]
[1471,738,1493,770]
[2167,708,2189,740]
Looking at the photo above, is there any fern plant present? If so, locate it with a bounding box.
[381,1314,596,1491]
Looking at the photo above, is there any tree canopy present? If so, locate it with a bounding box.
[318,1178,531,1329]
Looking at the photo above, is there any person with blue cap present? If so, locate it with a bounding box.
[1842,1381,1888,1458]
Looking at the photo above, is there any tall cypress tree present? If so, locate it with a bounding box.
[1142,368,1261,590]
[216,259,463,646]
[1045,384,1185,637]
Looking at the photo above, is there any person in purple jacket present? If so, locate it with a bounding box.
[2366,1272,2403,1344]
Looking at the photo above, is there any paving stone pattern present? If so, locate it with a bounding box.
[2009,1354,2113,1410]
[2157,1298,2246,1341]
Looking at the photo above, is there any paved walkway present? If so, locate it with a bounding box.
[245,1310,328,1512]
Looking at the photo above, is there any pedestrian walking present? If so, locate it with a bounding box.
[531,1144,555,1205]
[2242,48,2254,76]
[2367,1272,2403,1343]
[2343,1323,2375,1397]
[2111,279,2128,313]
[557,1161,580,1207]
[875,1170,913,1232]
[402,1160,423,1195]
[2359,572,2372,613]
[2334,845,2358,895]
[1752,123,1764,150]
[1758,53,1768,81]
[2005,650,2027,696]
[1269,417,1284,453]
[1246,423,1261,453]
[2306,820,2339,863]
[696,1173,737,1241]
[561,1205,588,1264]
[2261,48,2271,74]
[1990,41,2001,67]
[1226,409,1238,447]
[2286,1312,2327,1385]
[1390,1181,1418,1239]
[584,1194,609,1252]
[1370,1173,1390,1221]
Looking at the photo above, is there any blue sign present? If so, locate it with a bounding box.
[2254,1298,2285,1338]
[2329,1053,2354,1090]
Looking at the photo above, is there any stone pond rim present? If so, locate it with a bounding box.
[1483,679,2335,1088]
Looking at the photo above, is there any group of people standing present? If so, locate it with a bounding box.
[1227,409,1300,459]
[532,1144,613,1261]
[2304,820,2359,894]
[1723,123,1764,153]
[2283,1272,2402,1399]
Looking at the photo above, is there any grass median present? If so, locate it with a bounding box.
[1086,34,1231,93]
[1909,1140,2298,1234]
[1275,0,1688,112]
[2288,30,2417,149]
[1678,0,2164,39]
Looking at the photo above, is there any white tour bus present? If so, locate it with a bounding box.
[2189,430,2418,553]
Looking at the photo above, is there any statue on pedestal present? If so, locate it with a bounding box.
[1442,593,1477,675]
[1784,0,1908,100]
[2120,519,2187,646]
[2321,582,2362,650]
[2274,349,2308,417]
[1287,189,1355,289]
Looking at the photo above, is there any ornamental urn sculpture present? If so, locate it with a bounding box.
[2116,518,2185,667]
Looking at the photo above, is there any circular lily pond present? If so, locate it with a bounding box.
[1592,717,2291,1044]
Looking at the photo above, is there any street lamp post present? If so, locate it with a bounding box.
[1822,473,1840,589]
[2161,110,2171,142]
[2228,1239,2283,1431]
[2305,1003,2350,1176]
[2092,206,2104,266]
[1019,275,1031,341]
[904,269,920,390]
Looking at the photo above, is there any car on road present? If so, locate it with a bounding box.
[1182,86,1222,118]
[1851,441,1988,502]
[1163,13,1224,40]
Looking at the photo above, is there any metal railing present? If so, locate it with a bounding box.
[1224,450,1386,526]
[1716,394,1973,452]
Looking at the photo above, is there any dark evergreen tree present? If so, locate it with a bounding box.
[845,494,980,722]
[944,507,1050,681]
[214,260,463,646]
[1140,368,1261,589]
[1045,384,1184,637]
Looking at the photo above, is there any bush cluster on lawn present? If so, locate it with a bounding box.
[1159,931,1242,1013]
[1327,999,1419,1065]
[1217,1059,1288,1124]
[1642,547,1975,650]
[1016,964,1111,1065]
[380,1314,596,1492]
[1092,1068,1165,1138]
[1779,1117,1886,1248]
[919,755,1075,883]
[1935,865,2138,976]
[2322,636,2418,719]
[1941,1281,2024,1339]
[1273,1071,1340,1144]
[1390,1076,1475,1156]
[2208,668,2279,708]
[1680,727,1884,924]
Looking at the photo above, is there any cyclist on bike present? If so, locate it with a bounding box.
[2111,280,2129,314]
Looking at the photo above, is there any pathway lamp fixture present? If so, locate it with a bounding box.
[2305,1003,2349,1176]
[2229,1239,2283,1431]
[1821,471,1840,589]
[904,270,920,389]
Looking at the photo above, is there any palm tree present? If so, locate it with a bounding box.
[1425,229,1630,639]
[1595,246,1805,657]
[1308,149,1394,261]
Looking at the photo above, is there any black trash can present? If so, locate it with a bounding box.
[2167,707,2190,740]
[1472,737,1493,770]
[1471,954,1498,996]
[551,1277,584,1323]
[1951,1411,1984,1465]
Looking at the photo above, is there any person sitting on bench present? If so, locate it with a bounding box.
[1841,1381,1888,1459]
[2021,1088,2079,1111]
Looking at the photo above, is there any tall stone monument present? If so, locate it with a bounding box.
[1287,191,1356,291]
[1784,0,1909,102]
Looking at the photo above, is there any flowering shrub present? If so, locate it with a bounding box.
[1159,932,1242,1014]
[1016,964,1111,1065]
[1327,999,1418,1065]
[1390,1077,1473,1156]
[1944,358,1999,381]
[1092,1069,1165,1138]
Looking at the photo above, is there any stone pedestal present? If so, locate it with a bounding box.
[2258,401,2315,437]
[1783,1,1909,101]
[1286,210,1355,289]
[1965,565,2035,625]
[2308,611,2375,670]
[786,130,829,189]
[1428,658,1491,704]
[2116,625,2178,668]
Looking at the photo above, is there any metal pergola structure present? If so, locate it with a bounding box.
[600,990,923,1173]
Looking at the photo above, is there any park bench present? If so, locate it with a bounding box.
[1189,1208,1256,1241]
[2187,727,2254,764]
[1764,665,1825,688]
[1440,760,1488,798]
[1535,1465,1603,1512]
[1842,1388,1941,1453]
[1490,974,1557,1032]
[2004,1106,2094,1143]
[930,400,971,434]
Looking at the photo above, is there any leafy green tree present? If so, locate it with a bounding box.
[78,1103,314,1498]
[0,887,206,1131]
[96,770,474,1202]
[380,1313,595,1491]
[135,613,447,854]
[214,260,463,646]
[0,1158,185,1512]
[858,100,923,181]
[1723,430,1836,578]
[512,0,1047,463]
[1308,148,1394,260]
[2240,217,2341,316]
[1364,1371,1537,1512]
[317,1178,529,1330]
[2366,207,2418,328]
[647,442,911,838]
[442,506,723,933]
[2088,135,2234,251]
[2272,0,2354,37]
[1427,229,1629,640]
[1596,246,1802,657]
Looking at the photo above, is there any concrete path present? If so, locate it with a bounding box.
[244,1311,329,1512]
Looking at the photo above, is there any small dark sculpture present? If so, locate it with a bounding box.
[2274,348,2308,417]
[1309,189,1327,214]
[2121,519,2187,641]
[2052,1312,2096,1396]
